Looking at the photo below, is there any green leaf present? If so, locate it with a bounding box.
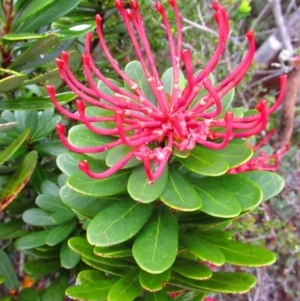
[203,174,262,211]
[177,146,229,176]
[172,257,212,280]
[133,206,178,274]
[0,249,19,290]
[82,257,128,277]
[41,272,69,301]
[179,233,225,266]
[66,279,115,301]
[0,151,37,210]
[87,198,155,246]
[57,152,105,176]
[128,164,168,203]
[15,0,60,25]
[145,290,173,301]
[1,33,44,41]
[24,259,60,276]
[15,231,50,250]
[106,145,141,169]
[16,0,82,32]
[94,242,132,258]
[190,177,241,218]
[139,269,171,292]
[171,272,257,293]
[239,171,285,201]
[160,168,202,211]
[173,291,205,301]
[17,288,40,301]
[214,141,253,168]
[108,269,143,301]
[22,208,58,226]
[35,194,69,213]
[45,219,77,246]
[200,236,276,266]
[161,67,186,95]
[68,237,133,268]
[124,61,156,105]
[67,169,130,197]
[77,270,106,284]
[50,210,76,224]
[0,92,76,111]
[60,240,81,269]
[60,185,118,219]
[221,89,235,110]
[0,69,27,92]
[0,218,25,240]
[9,35,60,68]
[68,124,115,161]
[0,129,29,165]
[31,109,61,142]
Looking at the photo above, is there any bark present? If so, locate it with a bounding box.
[254,6,300,65]
[274,66,300,150]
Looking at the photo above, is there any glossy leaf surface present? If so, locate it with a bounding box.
[133,206,178,273]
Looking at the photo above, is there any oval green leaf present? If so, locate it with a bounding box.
[203,174,262,211]
[66,279,115,301]
[239,171,285,202]
[177,146,229,176]
[190,177,241,218]
[179,233,225,266]
[0,249,19,290]
[128,164,168,203]
[139,269,171,292]
[67,170,130,197]
[15,230,50,250]
[133,206,178,274]
[172,257,212,280]
[200,235,276,267]
[45,219,76,246]
[87,198,155,246]
[160,168,202,211]
[107,269,143,301]
[60,240,81,269]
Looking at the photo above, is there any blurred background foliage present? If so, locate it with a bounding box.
[0,0,299,300]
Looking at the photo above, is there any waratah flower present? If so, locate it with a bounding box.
[47,0,286,183]
[228,129,289,173]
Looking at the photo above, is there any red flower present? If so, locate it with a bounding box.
[228,129,289,173]
[48,0,286,183]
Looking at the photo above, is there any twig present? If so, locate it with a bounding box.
[271,0,294,58]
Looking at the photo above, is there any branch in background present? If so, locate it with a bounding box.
[255,5,300,65]
[272,0,294,63]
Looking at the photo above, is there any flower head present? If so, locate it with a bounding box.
[48,0,286,183]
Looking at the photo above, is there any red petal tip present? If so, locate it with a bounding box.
[115,0,123,9]
[156,2,164,12]
[79,160,89,172]
[55,58,64,69]
[246,30,254,40]
[168,0,176,6]
[225,111,234,122]
[46,85,55,94]
[96,14,102,25]
[56,124,65,134]
[76,99,85,112]
[130,0,138,9]
[61,51,69,61]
